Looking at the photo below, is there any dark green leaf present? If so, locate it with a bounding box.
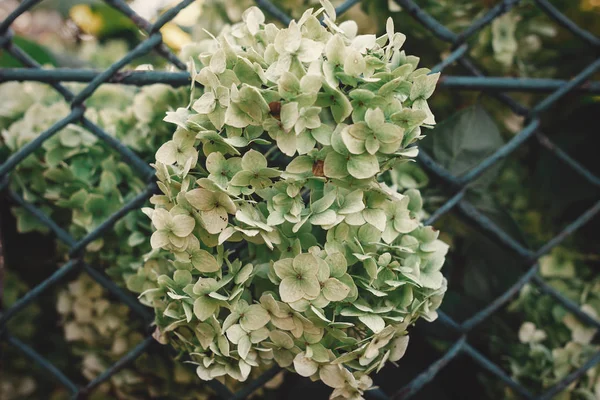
[428,104,504,186]
[0,36,57,67]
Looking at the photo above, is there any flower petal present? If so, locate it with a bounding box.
[293,253,319,276]
[240,304,271,331]
[171,214,195,237]
[280,277,305,303]
[322,278,350,302]
[293,352,319,377]
[193,296,218,321]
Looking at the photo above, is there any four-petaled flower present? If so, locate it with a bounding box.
[230,149,281,193]
[274,253,321,303]
[149,208,195,250]
[186,187,237,234]
[341,108,404,155]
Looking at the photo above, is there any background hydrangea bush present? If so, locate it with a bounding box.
[0,78,216,399]
[0,39,209,397]
[0,79,190,281]
[56,274,214,400]
[497,249,600,399]
[380,156,600,400]
[141,3,447,398]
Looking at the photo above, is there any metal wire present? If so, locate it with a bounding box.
[0,0,599,399]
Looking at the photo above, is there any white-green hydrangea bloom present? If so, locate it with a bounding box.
[145,3,447,398]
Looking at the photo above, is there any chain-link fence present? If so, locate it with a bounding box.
[0,0,599,399]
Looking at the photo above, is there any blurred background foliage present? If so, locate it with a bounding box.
[1,0,599,399]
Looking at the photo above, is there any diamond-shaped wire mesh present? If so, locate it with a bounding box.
[0,0,599,399]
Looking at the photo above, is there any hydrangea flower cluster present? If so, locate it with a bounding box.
[144,3,448,398]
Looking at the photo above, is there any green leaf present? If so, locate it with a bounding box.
[193,278,220,295]
[413,99,435,125]
[300,74,322,95]
[0,36,56,67]
[127,231,145,247]
[235,264,254,284]
[277,130,298,157]
[174,270,192,286]
[364,258,378,281]
[310,305,331,322]
[234,58,262,88]
[390,109,427,129]
[84,194,107,215]
[342,125,367,155]
[250,327,269,343]
[311,124,332,145]
[225,102,252,128]
[325,35,346,66]
[428,104,503,183]
[196,323,216,349]
[308,342,330,362]
[466,190,528,246]
[237,85,269,123]
[230,171,253,187]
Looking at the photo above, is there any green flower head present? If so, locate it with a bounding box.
[147,2,447,398]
